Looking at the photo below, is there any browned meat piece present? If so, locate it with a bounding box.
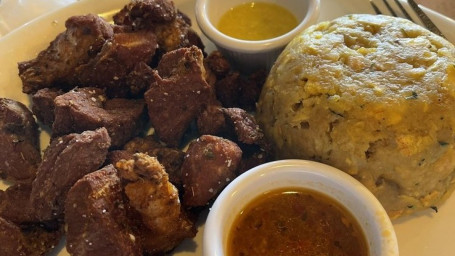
[223,108,273,174]
[107,136,184,186]
[53,87,147,148]
[75,30,158,98]
[31,88,64,126]
[177,10,192,25]
[123,135,185,186]
[113,0,176,25]
[197,105,272,175]
[31,128,111,221]
[18,14,114,94]
[155,45,200,78]
[123,135,166,153]
[205,51,231,78]
[155,13,204,52]
[0,99,39,147]
[0,183,37,224]
[174,11,206,52]
[18,13,158,97]
[115,153,196,255]
[52,87,105,134]
[113,0,204,53]
[197,106,272,174]
[153,147,184,186]
[203,63,218,88]
[112,24,134,34]
[215,72,241,107]
[65,165,141,256]
[204,50,267,110]
[223,108,264,145]
[20,222,63,256]
[0,217,62,256]
[238,69,267,111]
[106,150,134,166]
[237,149,270,175]
[186,28,206,55]
[214,69,267,111]
[144,46,213,147]
[0,98,41,183]
[197,106,267,144]
[196,103,227,136]
[181,135,242,207]
[0,217,28,255]
[104,98,148,144]
[126,62,158,96]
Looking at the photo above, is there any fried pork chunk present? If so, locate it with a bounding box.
[145,46,213,147]
[196,106,272,174]
[116,153,196,255]
[223,108,265,145]
[0,217,28,255]
[0,217,62,256]
[203,51,267,111]
[107,142,184,187]
[53,87,147,148]
[213,70,266,111]
[31,128,111,221]
[0,98,41,183]
[0,183,37,224]
[113,0,204,52]
[113,0,176,25]
[181,135,242,207]
[18,14,159,97]
[18,14,114,94]
[196,103,226,136]
[65,165,141,256]
[222,108,272,174]
[204,50,231,78]
[31,88,64,126]
[74,30,158,98]
[125,61,157,97]
[123,135,185,186]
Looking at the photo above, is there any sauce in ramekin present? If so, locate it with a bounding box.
[217,2,298,40]
[227,187,369,256]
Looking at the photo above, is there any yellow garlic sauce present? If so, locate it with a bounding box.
[217,2,298,40]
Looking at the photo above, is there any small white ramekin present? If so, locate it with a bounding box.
[195,0,320,72]
[203,159,399,256]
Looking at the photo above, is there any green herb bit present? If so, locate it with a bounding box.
[329,109,344,117]
[203,147,215,159]
[405,91,418,100]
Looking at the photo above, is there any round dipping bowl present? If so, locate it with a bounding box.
[203,159,399,256]
[195,0,320,72]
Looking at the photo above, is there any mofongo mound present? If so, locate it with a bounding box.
[257,14,455,218]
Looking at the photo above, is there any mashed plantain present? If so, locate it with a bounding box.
[257,14,455,218]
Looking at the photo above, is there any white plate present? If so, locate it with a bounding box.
[0,0,454,255]
[0,0,77,37]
